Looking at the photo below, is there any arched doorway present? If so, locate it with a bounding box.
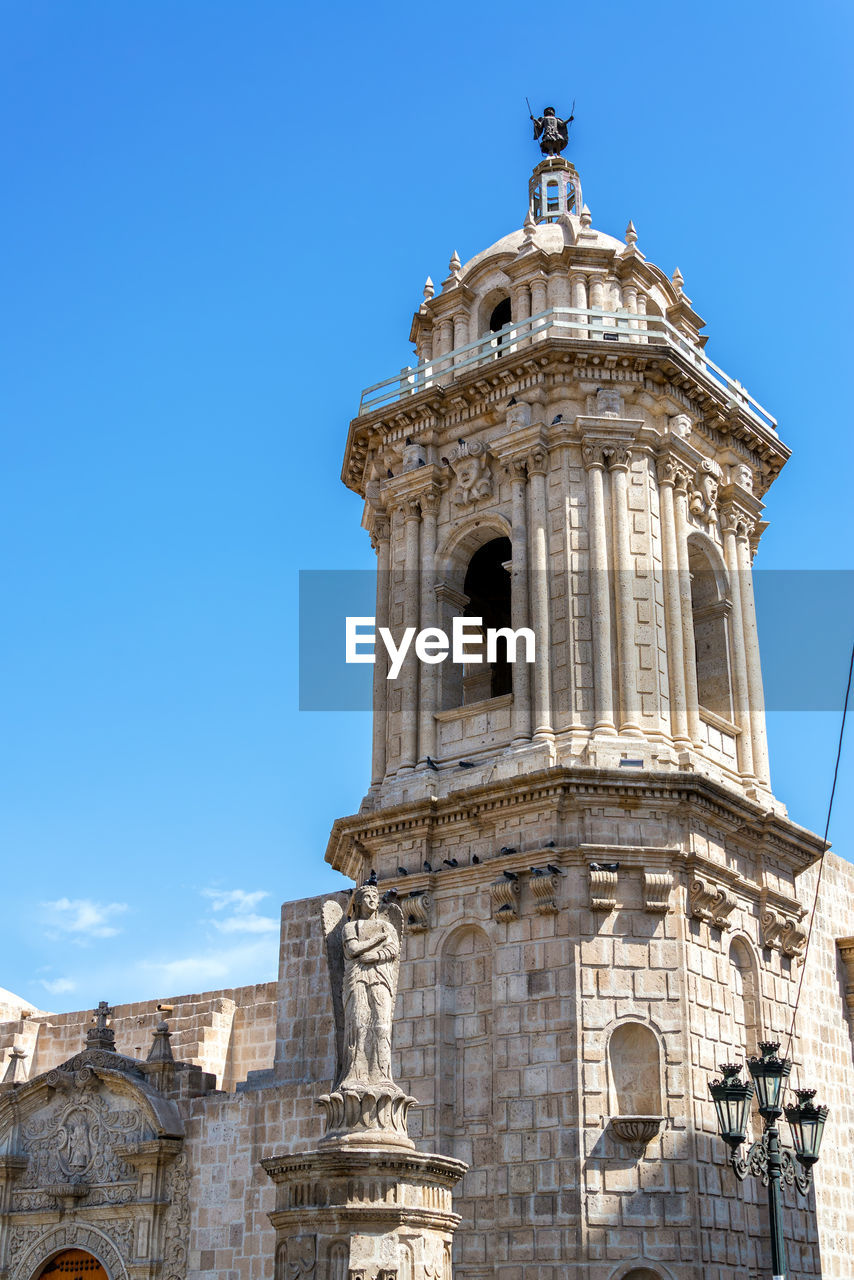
[37,1252,108,1280]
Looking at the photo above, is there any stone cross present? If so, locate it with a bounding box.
[86,999,116,1051]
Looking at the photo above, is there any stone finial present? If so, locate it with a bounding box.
[423,276,434,301]
[2,1046,27,1083]
[580,204,592,229]
[625,219,638,247]
[448,250,461,278]
[672,266,684,294]
[522,207,537,244]
[147,1020,175,1064]
[319,889,415,1148]
[86,1000,116,1052]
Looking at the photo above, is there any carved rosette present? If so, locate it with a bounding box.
[643,870,673,914]
[689,877,737,930]
[490,878,520,922]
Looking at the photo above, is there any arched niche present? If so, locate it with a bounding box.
[608,1021,663,1117]
[439,925,494,1142]
[36,1250,108,1280]
[687,533,734,723]
[729,936,760,1060]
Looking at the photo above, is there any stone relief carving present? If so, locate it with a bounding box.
[530,872,559,916]
[760,906,808,959]
[595,388,624,417]
[506,400,532,430]
[729,461,754,492]
[588,864,618,912]
[490,877,520,922]
[669,412,693,438]
[689,877,737,930]
[277,1234,317,1279]
[9,1222,131,1280]
[447,440,492,506]
[404,891,431,933]
[643,870,673,914]
[21,1088,141,1192]
[162,1151,191,1280]
[689,459,722,525]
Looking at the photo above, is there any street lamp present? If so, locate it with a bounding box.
[709,1042,829,1280]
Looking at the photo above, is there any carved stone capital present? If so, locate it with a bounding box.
[505,457,529,484]
[657,454,691,490]
[689,877,736,930]
[643,869,673,914]
[582,444,606,472]
[419,486,442,519]
[721,505,755,540]
[491,878,520,922]
[604,445,632,472]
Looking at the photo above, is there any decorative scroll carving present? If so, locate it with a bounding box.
[162,1151,191,1280]
[490,878,520,922]
[447,440,492,506]
[760,907,807,959]
[404,891,431,933]
[588,864,618,912]
[643,870,673,914]
[689,878,737,930]
[530,873,559,916]
[21,1089,141,1190]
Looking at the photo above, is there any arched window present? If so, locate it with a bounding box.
[729,937,759,1060]
[460,537,512,704]
[688,538,733,722]
[608,1022,662,1116]
[546,179,560,213]
[37,1252,109,1280]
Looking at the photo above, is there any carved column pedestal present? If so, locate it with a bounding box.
[263,1144,467,1280]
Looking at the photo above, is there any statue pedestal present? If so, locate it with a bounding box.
[317,1083,417,1150]
[263,1143,467,1280]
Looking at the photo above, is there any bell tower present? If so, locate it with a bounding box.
[326,113,826,1278]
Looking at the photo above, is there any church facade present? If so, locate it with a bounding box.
[2,132,854,1280]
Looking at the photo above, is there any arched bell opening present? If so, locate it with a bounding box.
[439,535,512,710]
[688,535,734,724]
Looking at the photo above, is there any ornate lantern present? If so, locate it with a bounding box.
[784,1088,829,1167]
[709,1062,754,1149]
[747,1041,791,1118]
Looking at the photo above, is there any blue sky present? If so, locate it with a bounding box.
[1,1,852,1012]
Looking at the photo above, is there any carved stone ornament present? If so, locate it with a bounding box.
[689,877,737,930]
[506,400,532,430]
[689,459,722,525]
[448,439,492,506]
[610,1115,665,1157]
[837,938,854,1014]
[276,1233,317,1279]
[669,412,693,438]
[643,869,673,914]
[588,865,618,912]
[760,906,807,959]
[491,877,520,922]
[320,888,416,1147]
[595,388,624,417]
[729,461,754,492]
[530,873,559,916]
[404,891,431,933]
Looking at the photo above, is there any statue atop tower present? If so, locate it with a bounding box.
[530,101,575,155]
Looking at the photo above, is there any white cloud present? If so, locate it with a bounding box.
[142,937,276,994]
[202,888,269,913]
[40,976,76,995]
[212,912,278,935]
[201,887,277,935]
[41,898,129,939]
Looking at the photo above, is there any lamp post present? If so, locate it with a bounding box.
[709,1042,829,1280]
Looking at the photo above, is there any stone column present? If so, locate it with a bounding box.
[508,459,532,743]
[608,446,643,736]
[720,511,756,782]
[583,445,615,734]
[453,311,468,361]
[512,281,531,348]
[530,273,548,324]
[570,272,588,338]
[527,447,554,741]
[418,487,441,766]
[736,518,771,786]
[398,498,421,772]
[636,291,649,342]
[623,283,638,343]
[657,460,690,747]
[673,471,702,744]
[370,514,391,787]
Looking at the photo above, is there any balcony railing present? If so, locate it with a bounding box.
[357,307,777,434]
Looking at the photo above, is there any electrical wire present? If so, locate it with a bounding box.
[782,640,854,1071]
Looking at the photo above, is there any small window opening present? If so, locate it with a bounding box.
[489,298,512,333]
[565,180,576,214]
[689,541,733,722]
[546,180,560,213]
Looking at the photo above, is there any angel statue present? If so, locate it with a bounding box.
[322,883,404,1090]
